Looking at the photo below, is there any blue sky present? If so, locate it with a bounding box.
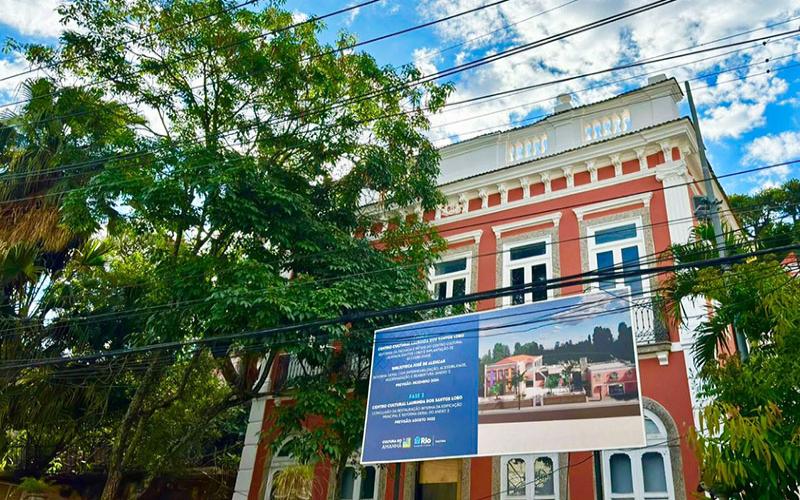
[1,0,798,195]
[478,293,631,352]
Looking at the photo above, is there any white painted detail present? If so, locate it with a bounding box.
[572,192,652,221]
[492,213,562,238]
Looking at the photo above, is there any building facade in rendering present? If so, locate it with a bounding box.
[235,76,733,500]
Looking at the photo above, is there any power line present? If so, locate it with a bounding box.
[0,0,384,110]
[3,242,797,370]
[0,0,263,83]
[3,28,795,198]
[2,22,793,190]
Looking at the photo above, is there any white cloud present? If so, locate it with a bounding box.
[412,0,800,144]
[0,0,62,38]
[743,131,800,165]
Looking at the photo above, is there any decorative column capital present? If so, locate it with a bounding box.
[519,177,531,199]
[610,154,622,177]
[497,183,509,205]
[659,140,673,162]
[478,188,489,209]
[539,171,552,194]
[635,147,647,171]
[561,166,574,188]
[586,160,598,183]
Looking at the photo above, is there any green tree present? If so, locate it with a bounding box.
[17,0,450,497]
[0,77,138,475]
[664,226,800,496]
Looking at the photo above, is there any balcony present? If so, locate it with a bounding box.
[631,297,670,346]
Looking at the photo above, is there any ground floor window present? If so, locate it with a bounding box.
[500,454,559,500]
[340,465,378,500]
[602,411,675,499]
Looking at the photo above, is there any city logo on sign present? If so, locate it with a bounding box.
[401,438,412,448]
[413,436,432,447]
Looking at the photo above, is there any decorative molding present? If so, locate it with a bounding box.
[444,229,483,245]
[562,166,574,188]
[610,154,622,177]
[659,140,673,161]
[586,159,598,182]
[497,183,509,205]
[540,171,552,193]
[492,212,562,238]
[572,192,653,221]
[655,161,689,183]
[519,177,530,199]
[635,147,647,171]
[478,188,489,209]
[458,192,469,214]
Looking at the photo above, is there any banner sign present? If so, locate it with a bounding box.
[361,291,645,463]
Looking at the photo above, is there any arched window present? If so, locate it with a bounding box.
[613,114,622,134]
[540,135,548,153]
[603,410,675,499]
[622,110,632,131]
[501,454,559,500]
[603,119,612,136]
[264,441,295,500]
[525,141,533,157]
[585,125,593,141]
[516,143,524,160]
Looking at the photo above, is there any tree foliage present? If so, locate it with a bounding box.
[2,0,451,497]
[665,226,800,497]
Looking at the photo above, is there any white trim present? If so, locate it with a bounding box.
[499,453,560,500]
[429,252,473,299]
[501,235,553,306]
[445,229,483,245]
[492,213,561,239]
[601,410,676,500]
[573,193,652,222]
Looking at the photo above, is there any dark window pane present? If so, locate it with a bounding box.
[621,245,643,295]
[434,282,447,300]
[594,223,637,245]
[511,267,525,305]
[452,278,466,297]
[642,453,668,493]
[534,457,555,495]
[531,264,547,302]
[506,458,526,496]
[510,241,546,261]
[434,258,467,275]
[609,454,634,493]
[596,251,615,290]
[340,467,356,500]
[360,467,376,499]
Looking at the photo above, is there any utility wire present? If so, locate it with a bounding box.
[2,242,796,370]
[2,27,795,195]
[0,0,263,83]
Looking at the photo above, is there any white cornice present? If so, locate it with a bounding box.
[572,192,653,221]
[492,213,562,238]
[438,119,696,196]
[443,229,483,245]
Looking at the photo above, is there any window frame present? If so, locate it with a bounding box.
[601,410,676,500]
[499,453,560,500]
[339,464,380,500]
[501,236,553,306]
[429,252,472,300]
[264,441,296,500]
[586,217,649,296]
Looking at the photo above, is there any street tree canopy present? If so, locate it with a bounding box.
[1,0,451,497]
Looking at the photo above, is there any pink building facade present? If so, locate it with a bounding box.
[235,76,735,500]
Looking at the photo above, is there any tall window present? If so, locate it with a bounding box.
[501,454,559,500]
[602,411,675,499]
[430,255,470,300]
[503,238,551,306]
[587,220,647,296]
[340,465,378,500]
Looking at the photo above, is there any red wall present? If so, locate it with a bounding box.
[250,150,701,498]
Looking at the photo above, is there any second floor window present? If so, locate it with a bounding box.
[431,255,470,300]
[588,221,647,296]
[501,454,559,500]
[503,239,551,305]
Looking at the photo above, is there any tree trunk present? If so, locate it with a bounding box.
[100,357,161,500]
